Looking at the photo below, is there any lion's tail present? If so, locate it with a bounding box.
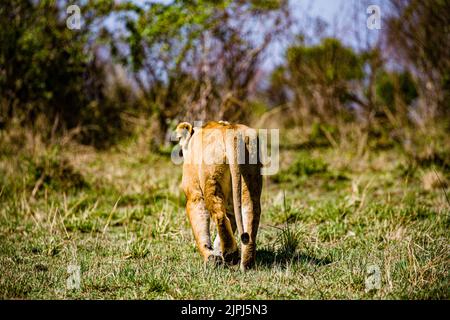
[227,131,249,245]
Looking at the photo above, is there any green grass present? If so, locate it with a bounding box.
[0,130,449,299]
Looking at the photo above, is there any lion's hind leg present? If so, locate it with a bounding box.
[240,164,262,271]
[212,207,237,257]
[204,180,239,266]
[186,197,221,266]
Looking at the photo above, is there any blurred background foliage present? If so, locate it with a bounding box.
[0,0,448,151]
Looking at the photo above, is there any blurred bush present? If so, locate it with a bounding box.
[0,0,448,154]
[0,0,141,148]
[272,151,328,183]
[23,150,88,194]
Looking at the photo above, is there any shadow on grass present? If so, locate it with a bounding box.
[256,248,332,268]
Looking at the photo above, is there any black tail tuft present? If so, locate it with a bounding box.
[241,232,250,245]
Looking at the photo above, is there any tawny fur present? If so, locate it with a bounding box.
[175,121,262,270]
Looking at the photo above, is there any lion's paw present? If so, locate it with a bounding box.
[205,254,224,268]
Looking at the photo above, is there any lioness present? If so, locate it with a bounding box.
[175,121,262,270]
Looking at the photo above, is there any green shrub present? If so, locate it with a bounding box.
[23,150,88,194]
[273,151,328,183]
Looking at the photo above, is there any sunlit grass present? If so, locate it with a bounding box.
[0,128,449,299]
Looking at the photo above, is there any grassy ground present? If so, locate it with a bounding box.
[0,126,449,299]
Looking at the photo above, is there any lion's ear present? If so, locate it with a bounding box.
[175,122,193,151]
[175,122,193,139]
